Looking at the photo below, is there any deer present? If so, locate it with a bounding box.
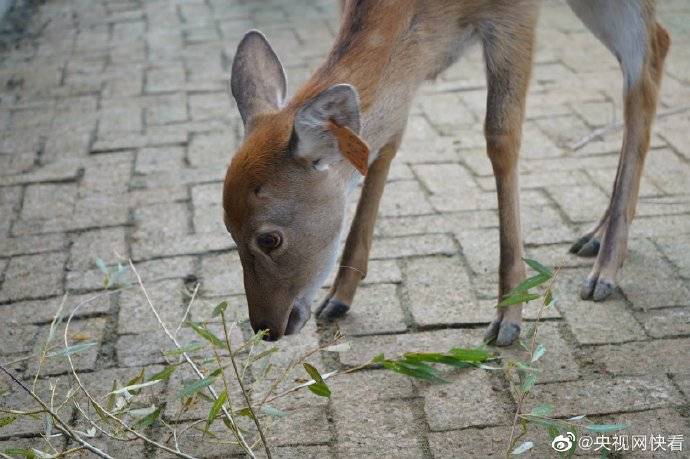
[223,0,670,344]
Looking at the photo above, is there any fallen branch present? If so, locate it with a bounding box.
[127,259,256,458]
[62,293,199,459]
[0,364,114,459]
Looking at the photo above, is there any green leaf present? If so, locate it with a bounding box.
[303,363,331,398]
[124,368,145,395]
[4,448,36,459]
[585,423,627,433]
[235,407,253,418]
[547,424,560,441]
[519,369,537,393]
[212,301,228,318]
[205,390,227,434]
[531,344,546,363]
[95,258,109,274]
[109,380,161,395]
[530,403,554,417]
[46,342,96,358]
[92,400,111,424]
[0,416,17,428]
[148,365,176,382]
[133,404,164,429]
[372,353,386,363]
[384,360,447,383]
[188,322,226,348]
[106,380,118,411]
[498,292,540,308]
[512,273,551,293]
[511,441,534,455]
[164,341,205,356]
[178,376,215,399]
[447,347,490,362]
[523,258,553,277]
[403,352,470,368]
[261,405,288,418]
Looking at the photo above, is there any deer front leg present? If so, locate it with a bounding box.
[481,18,536,346]
[316,140,399,319]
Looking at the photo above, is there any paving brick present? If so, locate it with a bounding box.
[0,252,66,302]
[548,184,610,224]
[333,397,423,457]
[591,338,690,376]
[634,307,690,338]
[655,234,690,279]
[199,252,244,296]
[27,317,106,376]
[133,202,190,239]
[118,279,186,334]
[370,234,456,259]
[69,227,127,270]
[620,239,690,310]
[135,145,186,174]
[524,375,683,418]
[423,369,513,430]
[0,323,38,355]
[0,233,66,257]
[428,425,552,458]
[187,130,236,167]
[336,283,407,336]
[378,180,434,217]
[552,269,646,345]
[131,232,234,260]
[404,255,476,327]
[146,63,186,93]
[21,183,77,220]
[3,294,110,327]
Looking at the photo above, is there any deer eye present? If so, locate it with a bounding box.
[256,232,282,252]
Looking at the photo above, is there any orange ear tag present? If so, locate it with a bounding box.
[326,120,370,176]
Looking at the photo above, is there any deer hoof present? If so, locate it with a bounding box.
[577,238,600,257]
[570,235,600,257]
[580,275,615,301]
[316,298,350,319]
[484,319,520,346]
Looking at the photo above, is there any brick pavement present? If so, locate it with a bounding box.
[1,0,689,457]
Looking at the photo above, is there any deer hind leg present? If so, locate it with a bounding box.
[316,139,399,319]
[481,16,536,346]
[566,0,670,301]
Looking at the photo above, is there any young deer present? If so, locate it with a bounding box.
[224,0,670,344]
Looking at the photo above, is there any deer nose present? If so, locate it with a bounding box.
[252,321,282,341]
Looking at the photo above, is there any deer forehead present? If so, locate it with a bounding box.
[223,112,296,232]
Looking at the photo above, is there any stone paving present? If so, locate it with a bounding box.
[1,0,690,457]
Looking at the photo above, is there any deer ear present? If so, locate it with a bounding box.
[231,30,287,128]
[293,84,369,175]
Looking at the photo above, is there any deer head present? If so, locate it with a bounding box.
[224,31,369,340]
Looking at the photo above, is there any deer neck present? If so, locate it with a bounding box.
[289,3,423,160]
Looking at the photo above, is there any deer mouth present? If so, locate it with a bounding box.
[284,297,311,336]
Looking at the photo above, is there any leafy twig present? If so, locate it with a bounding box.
[0,364,114,459]
[127,259,256,458]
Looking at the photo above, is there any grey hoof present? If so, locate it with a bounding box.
[580,277,596,300]
[592,279,614,302]
[576,238,600,257]
[496,322,521,347]
[569,235,591,254]
[483,320,501,344]
[316,298,350,320]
